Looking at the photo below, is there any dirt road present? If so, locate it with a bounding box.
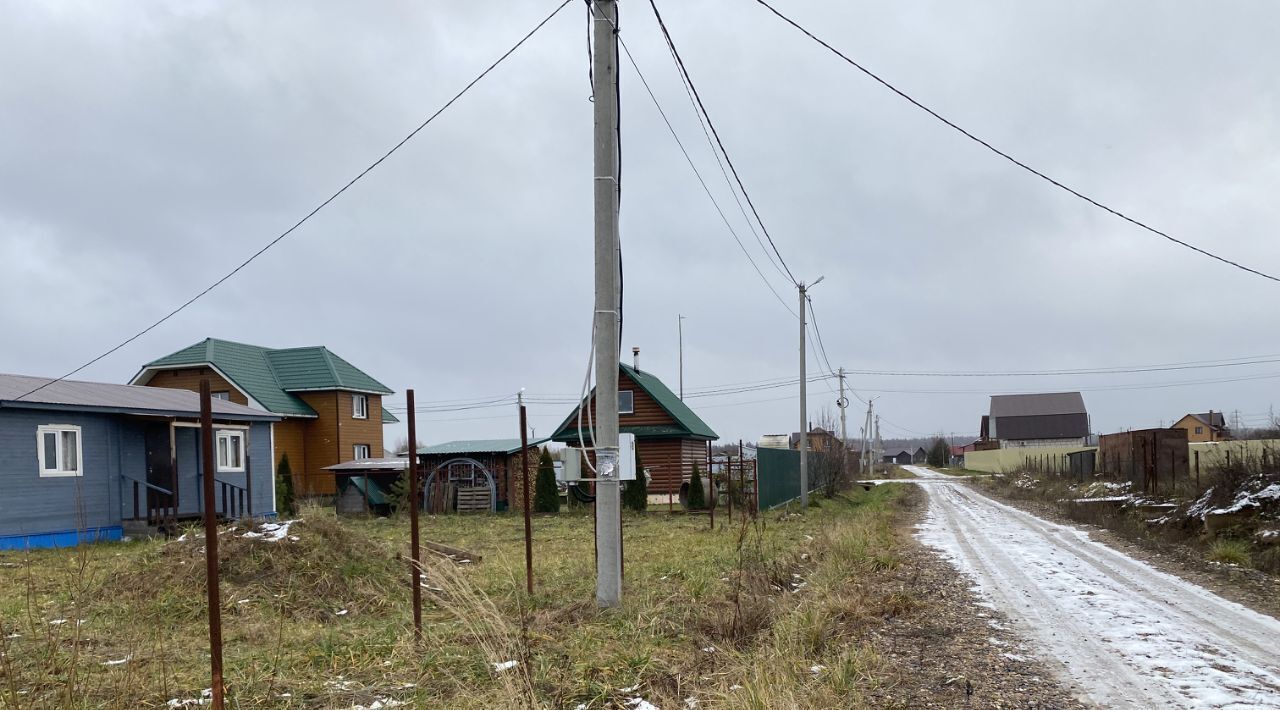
[903,465,1280,708]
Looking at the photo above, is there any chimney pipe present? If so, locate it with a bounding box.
[632,346,640,372]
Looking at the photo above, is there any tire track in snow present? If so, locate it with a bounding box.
[903,466,1280,708]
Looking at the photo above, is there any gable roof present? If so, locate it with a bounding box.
[551,363,718,442]
[416,438,549,456]
[1185,412,1227,428]
[0,373,279,421]
[132,338,397,422]
[990,392,1086,418]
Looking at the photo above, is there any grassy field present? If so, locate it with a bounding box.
[0,485,913,708]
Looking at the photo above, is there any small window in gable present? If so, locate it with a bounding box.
[37,425,82,477]
[1195,426,1203,435]
[618,390,634,415]
[216,430,245,472]
[353,394,368,420]
[211,391,231,401]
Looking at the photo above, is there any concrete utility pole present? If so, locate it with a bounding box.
[678,314,686,399]
[798,276,823,508]
[591,0,622,608]
[837,367,848,477]
[874,414,882,474]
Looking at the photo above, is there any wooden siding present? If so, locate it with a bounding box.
[292,392,387,496]
[337,392,386,461]
[296,392,341,495]
[577,370,678,429]
[144,367,248,406]
[273,419,308,490]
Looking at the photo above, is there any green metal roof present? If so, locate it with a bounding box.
[417,438,550,456]
[135,338,394,418]
[551,363,718,443]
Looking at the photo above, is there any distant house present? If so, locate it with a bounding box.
[987,392,1089,448]
[415,439,548,513]
[758,434,790,450]
[1170,412,1229,443]
[913,446,928,464]
[551,359,717,496]
[882,450,913,465]
[131,338,399,496]
[789,427,840,453]
[0,373,278,549]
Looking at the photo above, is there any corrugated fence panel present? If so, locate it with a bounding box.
[757,448,831,509]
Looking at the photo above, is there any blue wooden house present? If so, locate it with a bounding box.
[0,373,279,550]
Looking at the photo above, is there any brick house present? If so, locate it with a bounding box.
[550,362,717,495]
[1170,412,1229,443]
[130,338,398,496]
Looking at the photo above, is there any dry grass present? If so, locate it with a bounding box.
[0,486,920,708]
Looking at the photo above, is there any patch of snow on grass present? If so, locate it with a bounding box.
[491,660,518,673]
[626,698,658,710]
[101,655,131,666]
[241,520,300,542]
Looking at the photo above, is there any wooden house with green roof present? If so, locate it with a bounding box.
[551,362,717,496]
[131,338,398,496]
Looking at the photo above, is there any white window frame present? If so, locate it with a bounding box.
[211,391,231,401]
[216,430,246,473]
[352,394,368,420]
[353,444,371,460]
[618,390,634,415]
[37,425,83,478]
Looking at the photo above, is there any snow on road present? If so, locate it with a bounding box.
[902,465,1280,708]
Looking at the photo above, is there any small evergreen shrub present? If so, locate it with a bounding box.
[623,453,648,511]
[275,453,296,516]
[686,464,706,510]
[533,448,560,513]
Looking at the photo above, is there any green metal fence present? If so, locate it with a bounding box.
[756,447,833,510]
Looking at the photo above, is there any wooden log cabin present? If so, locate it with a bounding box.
[550,359,717,495]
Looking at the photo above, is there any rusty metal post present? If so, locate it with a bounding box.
[407,389,422,641]
[198,380,225,710]
[519,396,533,594]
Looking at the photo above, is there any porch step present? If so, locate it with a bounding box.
[122,520,162,540]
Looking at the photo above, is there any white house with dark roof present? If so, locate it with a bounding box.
[986,392,1090,448]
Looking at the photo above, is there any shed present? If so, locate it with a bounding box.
[1098,428,1189,494]
[882,450,913,466]
[0,373,278,549]
[416,439,547,513]
[323,457,407,517]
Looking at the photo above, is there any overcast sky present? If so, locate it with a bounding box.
[3,0,1279,448]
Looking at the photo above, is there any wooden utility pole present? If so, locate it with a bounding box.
[591,0,622,608]
[198,380,225,710]
[519,391,533,594]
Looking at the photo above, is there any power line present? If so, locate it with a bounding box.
[853,370,1280,395]
[648,0,798,286]
[617,36,796,316]
[752,0,1280,284]
[842,354,1280,377]
[14,0,574,402]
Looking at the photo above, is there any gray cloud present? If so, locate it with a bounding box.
[3,0,1279,445]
